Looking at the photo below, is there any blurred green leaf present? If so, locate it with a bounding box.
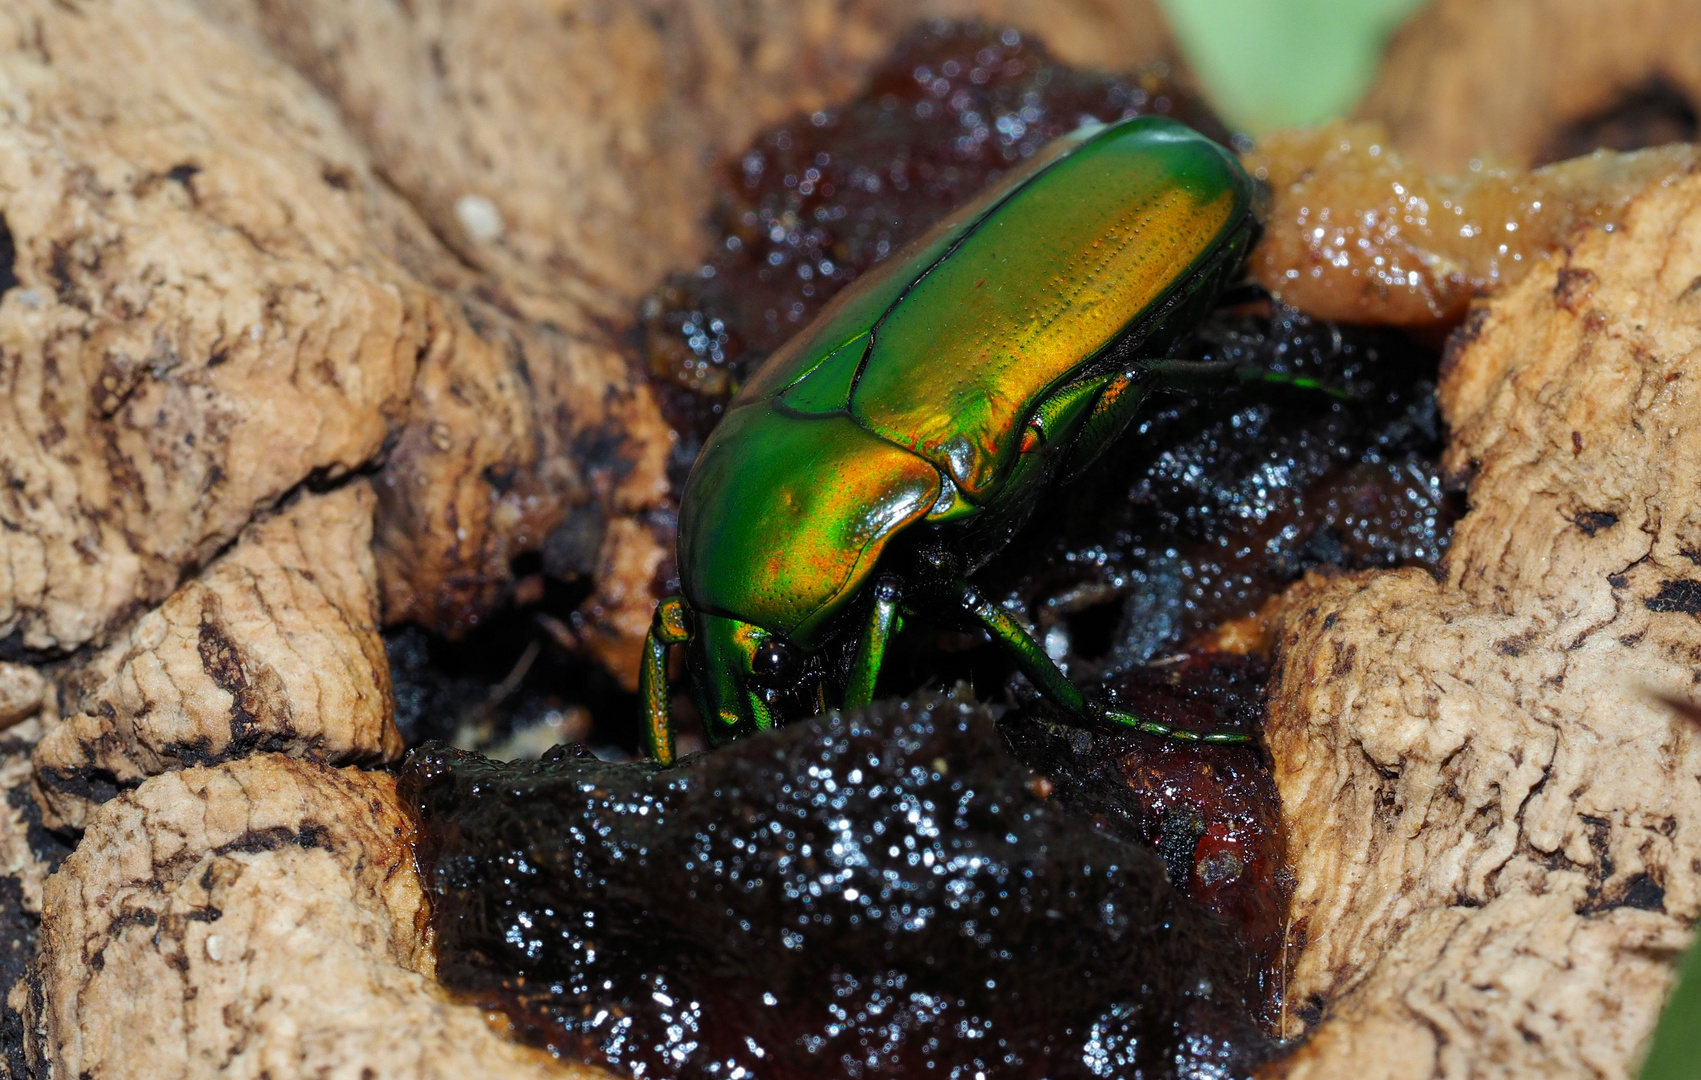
[1157,0,1427,133]
[1642,932,1701,1078]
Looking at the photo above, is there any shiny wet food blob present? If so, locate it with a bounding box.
[403,693,1275,1080]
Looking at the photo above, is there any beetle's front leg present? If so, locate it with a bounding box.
[843,574,903,710]
[944,578,1253,745]
[640,596,693,765]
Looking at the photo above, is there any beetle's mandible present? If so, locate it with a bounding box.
[641,115,1307,763]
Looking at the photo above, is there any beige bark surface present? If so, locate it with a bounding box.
[33,484,399,830]
[0,0,676,665]
[0,1,427,654]
[1359,0,1701,170]
[0,667,43,734]
[29,754,605,1078]
[1261,167,1701,1078]
[195,0,1177,319]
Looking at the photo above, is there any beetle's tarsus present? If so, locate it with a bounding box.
[1234,366,1353,401]
[640,597,694,766]
[1102,707,1255,745]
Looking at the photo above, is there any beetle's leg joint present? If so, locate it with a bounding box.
[654,595,693,644]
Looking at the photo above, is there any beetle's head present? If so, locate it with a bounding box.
[687,612,822,744]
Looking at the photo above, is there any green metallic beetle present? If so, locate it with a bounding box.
[641,115,1310,764]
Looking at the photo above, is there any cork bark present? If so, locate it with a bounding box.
[1261,166,1701,1078]
[5,0,1697,1076]
[1359,0,1701,169]
[33,484,400,830]
[28,754,605,1079]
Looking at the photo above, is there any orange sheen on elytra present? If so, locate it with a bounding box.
[855,137,1239,499]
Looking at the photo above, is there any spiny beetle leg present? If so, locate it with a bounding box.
[844,574,903,710]
[1102,708,1254,745]
[1145,358,1352,402]
[946,577,1255,746]
[948,577,1088,715]
[640,596,693,765]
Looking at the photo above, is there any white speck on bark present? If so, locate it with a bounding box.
[454,194,504,242]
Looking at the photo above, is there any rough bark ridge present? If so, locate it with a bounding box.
[0,668,42,734]
[33,485,400,830]
[1359,0,1701,170]
[29,755,601,1078]
[1264,169,1701,1078]
[0,0,671,667]
[0,1,432,655]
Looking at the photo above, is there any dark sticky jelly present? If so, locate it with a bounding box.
[971,301,1457,683]
[403,692,1277,1079]
[1002,652,1288,1027]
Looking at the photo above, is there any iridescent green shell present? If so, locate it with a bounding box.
[679,116,1254,646]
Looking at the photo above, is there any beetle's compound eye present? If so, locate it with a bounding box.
[749,638,804,686]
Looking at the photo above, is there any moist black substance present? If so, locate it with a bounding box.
[1001,653,1288,1026]
[976,302,1456,680]
[403,692,1275,1080]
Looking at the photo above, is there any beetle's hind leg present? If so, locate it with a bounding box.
[943,577,1253,745]
[1145,357,1351,401]
[640,596,693,765]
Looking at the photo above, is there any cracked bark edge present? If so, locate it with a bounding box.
[1258,169,1701,1078]
[32,484,400,831]
[29,754,607,1079]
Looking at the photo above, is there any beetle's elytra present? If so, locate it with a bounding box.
[641,115,1270,763]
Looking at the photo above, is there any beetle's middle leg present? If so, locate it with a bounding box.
[943,577,1253,745]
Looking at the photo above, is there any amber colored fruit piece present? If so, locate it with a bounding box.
[1246,121,1696,327]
